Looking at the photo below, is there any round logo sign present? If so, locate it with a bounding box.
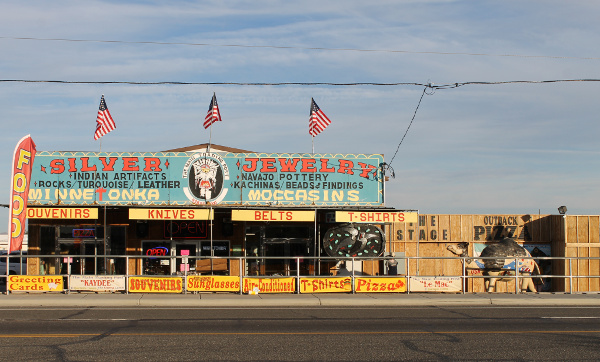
[182,153,229,204]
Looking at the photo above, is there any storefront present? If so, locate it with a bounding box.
[25,144,406,278]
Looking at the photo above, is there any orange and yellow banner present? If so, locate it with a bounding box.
[243,277,295,294]
[8,135,36,252]
[27,207,98,219]
[187,276,240,292]
[336,211,418,224]
[129,208,213,220]
[128,276,183,293]
[299,277,352,293]
[8,275,63,292]
[232,209,314,222]
[354,277,406,293]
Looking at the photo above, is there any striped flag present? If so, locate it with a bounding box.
[204,93,222,129]
[93,95,116,140]
[309,98,331,137]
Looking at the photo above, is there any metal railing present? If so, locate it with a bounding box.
[2,254,599,294]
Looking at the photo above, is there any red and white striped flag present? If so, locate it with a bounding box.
[204,93,222,129]
[309,98,331,137]
[93,95,116,140]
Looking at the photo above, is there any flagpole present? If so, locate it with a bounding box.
[99,94,104,152]
[208,125,212,154]
[312,136,314,154]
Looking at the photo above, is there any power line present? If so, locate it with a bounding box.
[1,36,599,60]
[387,86,428,169]
[0,80,423,86]
[1,79,600,87]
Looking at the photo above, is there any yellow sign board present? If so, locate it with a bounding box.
[299,277,352,293]
[26,207,98,219]
[187,276,240,292]
[336,211,418,224]
[129,208,213,220]
[243,277,296,294]
[8,275,64,292]
[354,277,406,293]
[128,276,183,293]
[232,209,314,222]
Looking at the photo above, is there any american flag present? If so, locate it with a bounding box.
[93,95,116,140]
[204,93,222,129]
[309,98,331,137]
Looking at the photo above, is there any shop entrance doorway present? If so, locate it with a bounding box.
[172,241,198,275]
[263,240,311,276]
[259,225,313,276]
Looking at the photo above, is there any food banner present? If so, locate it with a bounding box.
[28,152,383,206]
[128,276,183,293]
[8,275,63,292]
[187,275,240,292]
[69,275,126,291]
[9,135,36,252]
[409,277,462,292]
[243,277,295,294]
[299,277,352,293]
[355,277,406,293]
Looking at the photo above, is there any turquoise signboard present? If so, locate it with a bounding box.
[28,151,384,206]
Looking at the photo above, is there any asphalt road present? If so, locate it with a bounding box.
[0,306,599,361]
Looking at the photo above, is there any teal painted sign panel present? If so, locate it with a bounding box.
[28,151,384,206]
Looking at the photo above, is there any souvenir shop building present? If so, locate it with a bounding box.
[25,144,408,278]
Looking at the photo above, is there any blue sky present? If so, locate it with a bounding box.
[1,1,600,233]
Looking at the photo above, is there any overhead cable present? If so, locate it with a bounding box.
[387,86,429,169]
[1,36,598,60]
[1,79,600,87]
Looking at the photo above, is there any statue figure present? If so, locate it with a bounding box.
[447,238,541,292]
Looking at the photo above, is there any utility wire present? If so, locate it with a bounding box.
[1,36,599,60]
[387,86,428,169]
[1,79,600,87]
[0,80,423,86]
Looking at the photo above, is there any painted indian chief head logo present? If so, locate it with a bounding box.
[182,153,229,204]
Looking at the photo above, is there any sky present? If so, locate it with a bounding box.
[1,0,600,233]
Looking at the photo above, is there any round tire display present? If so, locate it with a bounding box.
[323,223,385,258]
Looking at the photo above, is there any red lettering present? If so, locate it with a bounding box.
[319,159,335,172]
[278,158,299,172]
[50,159,65,174]
[357,162,377,179]
[99,157,118,171]
[242,158,259,172]
[144,157,162,172]
[122,157,139,171]
[260,158,277,172]
[95,188,107,201]
[80,157,97,172]
[337,160,354,175]
[68,158,77,172]
[300,158,317,172]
